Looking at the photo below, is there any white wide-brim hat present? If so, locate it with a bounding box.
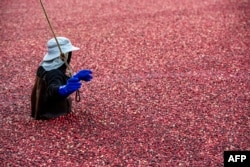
[43,37,80,61]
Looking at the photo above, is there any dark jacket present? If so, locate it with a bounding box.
[31,66,72,120]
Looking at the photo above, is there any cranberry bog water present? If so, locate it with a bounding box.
[0,0,249,166]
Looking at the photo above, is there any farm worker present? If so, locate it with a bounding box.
[31,37,93,120]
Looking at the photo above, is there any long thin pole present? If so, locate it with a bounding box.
[40,0,80,102]
[40,0,63,55]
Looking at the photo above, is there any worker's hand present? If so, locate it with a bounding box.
[58,77,82,97]
[74,70,93,82]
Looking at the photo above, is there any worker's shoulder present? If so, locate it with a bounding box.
[45,68,65,79]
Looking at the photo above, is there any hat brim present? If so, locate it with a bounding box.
[43,46,80,61]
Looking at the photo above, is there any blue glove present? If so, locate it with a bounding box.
[58,77,82,97]
[74,70,93,82]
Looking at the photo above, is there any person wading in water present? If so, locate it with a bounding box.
[31,37,93,120]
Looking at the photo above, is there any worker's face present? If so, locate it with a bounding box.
[67,52,72,64]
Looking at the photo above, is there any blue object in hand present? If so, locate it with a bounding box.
[74,70,93,82]
[58,77,82,97]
